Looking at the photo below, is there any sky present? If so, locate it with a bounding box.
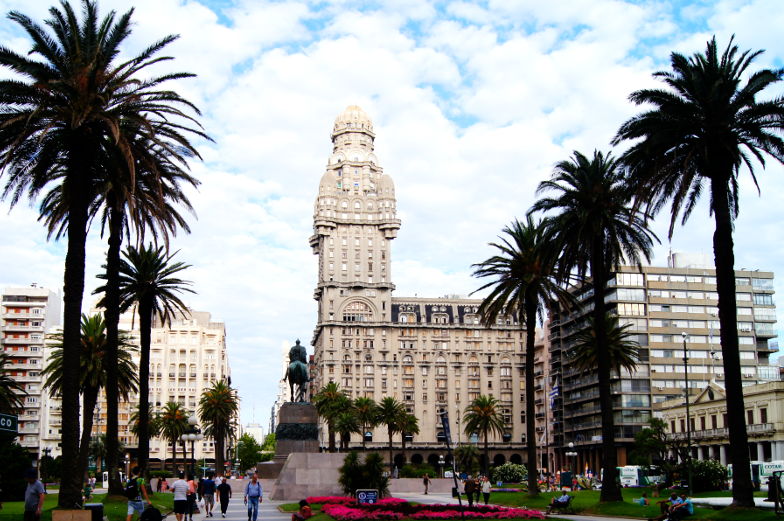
[0,0,783,433]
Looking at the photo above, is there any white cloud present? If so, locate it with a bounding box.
[0,0,782,428]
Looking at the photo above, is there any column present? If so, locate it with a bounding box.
[719,445,728,465]
[774,441,784,461]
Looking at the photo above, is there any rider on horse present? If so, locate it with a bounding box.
[284,339,310,402]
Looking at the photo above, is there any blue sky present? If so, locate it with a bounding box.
[0,0,782,433]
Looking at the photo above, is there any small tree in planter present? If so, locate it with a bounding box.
[338,452,390,497]
[492,463,527,484]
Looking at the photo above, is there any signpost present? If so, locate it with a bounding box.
[0,413,18,433]
[356,489,379,504]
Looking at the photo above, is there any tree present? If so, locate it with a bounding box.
[613,37,784,507]
[530,150,656,501]
[454,444,480,476]
[0,1,204,504]
[261,433,276,453]
[335,411,361,451]
[199,380,239,474]
[236,433,263,472]
[463,395,505,477]
[472,216,571,496]
[130,404,163,442]
[0,352,25,413]
[160,401,188,473]
[353,397,378,450]
[41,313,138,482]
[112,244,193,475]
[568,313,641,376]
[398,413,419,452]
[89,435,106,475]
[313,382,351,453]
[629,418,669,468]
[375,396,405,470]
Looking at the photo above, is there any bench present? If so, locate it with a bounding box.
[547,495,574,514]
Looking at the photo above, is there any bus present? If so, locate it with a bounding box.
[618,465,667,487]
[728,461,784,491]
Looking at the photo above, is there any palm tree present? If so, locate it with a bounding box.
[335,411,361,450]
[613,36,784,507]
[0,352,25,414]
[472,216,571,496]
[376,396,405,470]
[160,402,188,473]
[112,244,193,475]
[463,395,505,477]
[313,382,351,453]
[130,404,163,442]
[530,150,656,501]
[353,397,378,450]
[398,413,419,453]
[0,2,205,504]
[199,380,239,474]
[454,444,480,476]
[89,435,106,474]
[42,314,138,480]
[568,313,641,376]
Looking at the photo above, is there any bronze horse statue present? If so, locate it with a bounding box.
[284,339,310,402]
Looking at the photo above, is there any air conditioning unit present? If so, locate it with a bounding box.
[656,386,664,390]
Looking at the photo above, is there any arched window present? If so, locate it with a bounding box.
[402,355,413,364]
[354,201,361,209]
[342,301,373,322]
[436,356,446,364]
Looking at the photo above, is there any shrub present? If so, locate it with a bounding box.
[338,452,390,498]
[687,459,728,492]
[491,463,527,484]
[400,464,436,478]
[150,470,172,479]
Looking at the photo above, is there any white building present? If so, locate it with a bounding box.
[0,284,61,459]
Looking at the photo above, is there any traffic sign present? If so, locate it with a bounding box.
[0,413,18,433]
[356,489,379,504]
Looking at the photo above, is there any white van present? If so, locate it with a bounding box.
[728,460,784,491]
[619,465,667,487]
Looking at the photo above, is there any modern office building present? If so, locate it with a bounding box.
[308,106,533,469]
[0,284,61,459]
[548,254,778,472]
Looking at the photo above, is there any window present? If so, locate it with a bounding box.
[618,303,645,316]
[761,408,768,424]
[754,294,774,305]
[343,301,372,322]
[711,415,717,429]
[747,410,754,424]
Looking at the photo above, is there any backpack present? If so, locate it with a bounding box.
[125,477,140,500]
[140,506,163,521]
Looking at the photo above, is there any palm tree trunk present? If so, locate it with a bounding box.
[215,430,225,476]
[591,242,622,502]
[523,302,539,496]
[711,178,753,507]
[483,433,489,477]
[59,170,91,508]
[104,200,124,493]
[137,298,154,476]
[388,428,394,471]
[328,423,336,453]
[171,441,177,474]
[79,388,100,482]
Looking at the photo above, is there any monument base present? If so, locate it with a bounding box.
[256,402,319,480]
[270,453,347,500]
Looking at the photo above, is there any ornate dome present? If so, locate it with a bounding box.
[332,105,375,137]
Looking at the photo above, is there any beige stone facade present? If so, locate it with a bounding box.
[655,381,784,464]
[308,107,533,469]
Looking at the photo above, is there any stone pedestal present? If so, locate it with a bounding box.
[256,402,318,479]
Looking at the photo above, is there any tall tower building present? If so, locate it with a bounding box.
[309,107,533,470]
[1,284,61,458]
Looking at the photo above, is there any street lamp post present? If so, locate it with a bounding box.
[124,454,131,481]
[438,454,445,478]
[181,416,204,479]
[565,442,577,490]
[682,332,694,494]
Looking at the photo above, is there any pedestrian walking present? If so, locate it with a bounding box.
[481,476,491,505]
[171,472,189,521]
[216,477,232,518]
[244,473,263,521]
[202,473,216,517]
[186,475,197,521]
[124,467,151,521]
[23,469,45,521]
[422,474,431,494]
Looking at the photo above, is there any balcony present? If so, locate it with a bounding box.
[1,324,43,332]
[1,311,44,319]
[2,337,43,345]
[748,423,775,435]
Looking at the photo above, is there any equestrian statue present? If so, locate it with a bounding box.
[284,339,310,402]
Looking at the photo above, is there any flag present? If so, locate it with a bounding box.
[549,385,559,409]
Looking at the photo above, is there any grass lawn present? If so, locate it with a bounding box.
[0,492,174,521]
[489,487,779,521]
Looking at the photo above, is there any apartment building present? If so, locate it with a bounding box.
[0,285,61,458]
[548,254,778,473]
[308,106,531,470]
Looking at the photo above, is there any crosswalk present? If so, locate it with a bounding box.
[175,497,291,521]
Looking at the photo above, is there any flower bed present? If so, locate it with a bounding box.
[491,488,523,493]
[320,499,544,520]
[306,496,355,505]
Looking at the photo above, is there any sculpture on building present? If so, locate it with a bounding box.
[284,339,310,402]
